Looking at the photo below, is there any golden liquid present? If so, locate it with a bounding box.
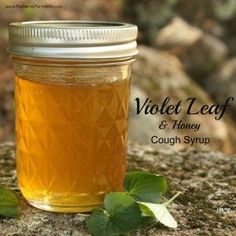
[15,76,130,212]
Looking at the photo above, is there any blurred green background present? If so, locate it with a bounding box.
[0,0,236,153]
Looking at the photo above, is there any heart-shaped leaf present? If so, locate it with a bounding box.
[124,171,167,203]
[86,192,142,236]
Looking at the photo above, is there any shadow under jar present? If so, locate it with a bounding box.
[8,21,138,212]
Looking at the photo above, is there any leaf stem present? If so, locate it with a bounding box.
[163,192,182,207]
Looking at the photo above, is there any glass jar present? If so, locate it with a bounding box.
[8,21,138,212]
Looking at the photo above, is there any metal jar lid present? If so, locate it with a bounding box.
[8,20,138,60]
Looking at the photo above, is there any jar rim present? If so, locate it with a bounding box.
[12,20,129,28]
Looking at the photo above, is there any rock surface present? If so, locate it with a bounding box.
[129,45,236,153]
[0,142,235,235]
[156,17,203,49]
[156,17,228,80]
[206,58,236,119]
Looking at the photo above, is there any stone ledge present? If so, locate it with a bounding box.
[0,142,235,236]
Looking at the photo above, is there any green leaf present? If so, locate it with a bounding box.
[86,172,180,235]
[105,192,142,234]
[124,171,167,203]
[0,185,20,217]
[86,209,110,236]
[138,202,177,228]
[86,192,142,236]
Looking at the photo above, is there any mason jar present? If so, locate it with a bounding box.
[8,21,138,212]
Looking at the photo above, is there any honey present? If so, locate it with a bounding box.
[9,20,138,212]
[15,76,130,212]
